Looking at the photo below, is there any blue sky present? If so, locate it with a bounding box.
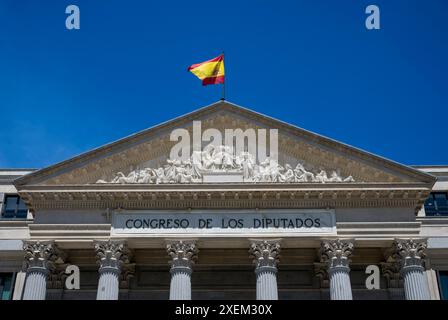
[0,0,447,168]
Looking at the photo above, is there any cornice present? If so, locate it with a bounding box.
[0,220,33,228]
[416,217,448,226]
[16,181,433,191]
[17,185,431,211]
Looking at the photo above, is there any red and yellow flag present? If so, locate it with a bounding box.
[188,54,225,86]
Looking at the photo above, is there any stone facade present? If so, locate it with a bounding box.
[0,101,447,300]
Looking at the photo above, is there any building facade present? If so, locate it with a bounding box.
[1,101,448,300]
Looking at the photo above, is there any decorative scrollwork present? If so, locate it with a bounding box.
[319,239,354,269]
[23,241,65,272]
[94,240,130,273]
[249,240,281,269]
[392,239,427,270]
[167,241,198,270]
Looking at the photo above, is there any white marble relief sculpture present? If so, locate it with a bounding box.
[96,144,355,184]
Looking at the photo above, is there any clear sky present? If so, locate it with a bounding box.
[0,0,447,169]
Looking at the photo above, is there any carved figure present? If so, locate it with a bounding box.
[281,164,295,183]
[96,145,356,184]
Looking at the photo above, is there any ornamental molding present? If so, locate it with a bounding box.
[18,188,430,211]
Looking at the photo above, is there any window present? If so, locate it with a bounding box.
[424,192,448,216]
[2,195,28,219]
[439,271,448,300]
[0,273,14,300]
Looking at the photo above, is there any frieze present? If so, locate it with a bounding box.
[112,210,335,236]
[96,145,355,185]
[19,188,429,211]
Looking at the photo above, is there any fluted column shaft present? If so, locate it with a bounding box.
[328,266,352,300]
[170,266,192,300]
[167,241,198,300]
[320,239,354,300]
[22,241,64,300]
[95,240,129,300]
[97,267,120,300]
[255,266,278,300]
[250,239,281,300]
[393,239,430,300]
[22,267,48,300]
[402,266,430,300]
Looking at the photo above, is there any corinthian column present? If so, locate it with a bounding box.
[392,239,430,300]
[167,240,198,300]
[22,241,64,300]
[320,239,354,300]
[95,240,130,300]
[249,239,281,300]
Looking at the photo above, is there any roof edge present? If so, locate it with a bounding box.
[14,100,437,187]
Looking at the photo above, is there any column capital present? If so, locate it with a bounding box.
[380,262,402,288]
[167,240,198,274]
[319,239,354,272]
[119,263,136,289]
[23,241,65,274]
[249,239,281,273]
[94,240,130,275]
[314,262,330,288]
[392,238,427,273]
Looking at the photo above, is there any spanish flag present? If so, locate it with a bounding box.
[188,54,225,86]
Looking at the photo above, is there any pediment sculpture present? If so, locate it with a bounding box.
[96,144,355,184]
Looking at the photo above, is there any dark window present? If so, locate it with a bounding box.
[424,192,448,216]
[0,273,14,300]
[439,271,448,300]
[2,195,28,219]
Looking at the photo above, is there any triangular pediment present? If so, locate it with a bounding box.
[14,101,435,188]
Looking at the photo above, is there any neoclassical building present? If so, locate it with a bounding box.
[0,101,447,300]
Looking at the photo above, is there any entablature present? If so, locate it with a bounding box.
[18,182,431,211]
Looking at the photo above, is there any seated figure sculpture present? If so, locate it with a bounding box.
[95,145,356,184]
[294,163,315,182]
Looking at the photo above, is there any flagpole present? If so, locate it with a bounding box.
[221,51,225,101]
[222,82,225,101]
